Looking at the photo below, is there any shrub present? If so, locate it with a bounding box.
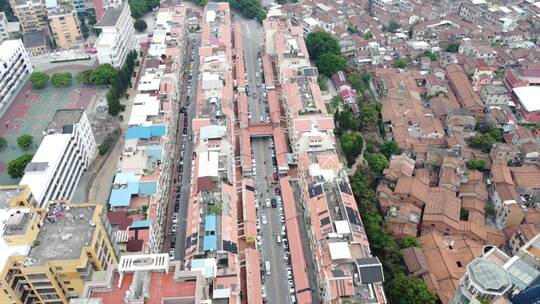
[7,153,34,178]
[16,135,33,149]
[29,72,49,89]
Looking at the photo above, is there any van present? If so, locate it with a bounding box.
[265,261,271,275]
[259,115,264,122]
[276,235,282,244]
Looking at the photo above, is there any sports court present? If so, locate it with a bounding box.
[0,65,103,183]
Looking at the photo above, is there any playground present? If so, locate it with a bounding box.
[0,65,103,183]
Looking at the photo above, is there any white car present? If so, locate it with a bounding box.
[169,249,175,259]
[172,213,178,224]
[257,235,262,246]
[261,214,268,225]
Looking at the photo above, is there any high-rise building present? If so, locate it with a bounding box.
[0,200,118,304]
[94,1,136,68]
[0,39,33,113]
[46,0,82,49]
[19,109,97,208]
[8,0,47,33]
[0,12,20,42]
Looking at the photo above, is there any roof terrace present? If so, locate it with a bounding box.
[27,203,96,266]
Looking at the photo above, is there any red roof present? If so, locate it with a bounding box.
[107,211,132,230]
[126,239,144,252]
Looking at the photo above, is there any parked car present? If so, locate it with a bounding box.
[273,173,279,181]
[275,187,281,195]
[261,214,267,225]
[271,198,277,208]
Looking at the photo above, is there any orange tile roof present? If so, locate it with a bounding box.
[510,165,540,189]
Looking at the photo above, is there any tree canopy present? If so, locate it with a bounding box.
[386,273,437,304]
[469,128,502,153]
[394,58,409,69]
[467,160,486,170]
[134,19,148,32]
[316,53,346,77]
[77,70,94,84]
[228,0,266,22]
[306,31,341,60]
[400,236,422,249]
[334,108,360,135]
[29,72,49,89]
[16,135,33,149]
[380,141,400,159]
[128,0,159,18]
[445,41,461,53]
[340,132,363,166]
[7,153,34,179]
[0,137,7,150]
[50,72,73,86]
[365,153,389,173]
[91,64,117,85]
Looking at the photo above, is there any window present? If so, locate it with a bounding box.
[456,261,463,268]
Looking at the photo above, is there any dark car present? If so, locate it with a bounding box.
[271,198,277,208]
[183,128,187,134]
[273,173,279,181]
[275,187,281,195]
[175,204,180,212]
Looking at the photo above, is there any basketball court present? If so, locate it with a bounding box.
[0,65,103,183]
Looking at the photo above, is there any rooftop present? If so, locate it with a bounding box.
[27,203,96,266]
[513,86,540,113]
[22,31,47,49]
[45,108,84,135]
[96,2,126,27]
[0,186,27,209]
[468,259,511,294]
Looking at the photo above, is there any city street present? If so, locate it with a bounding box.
[171,32,201,263]
[237,15,292,304]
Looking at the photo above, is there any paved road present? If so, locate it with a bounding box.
[237,15,291,304]
[171,33,201,264]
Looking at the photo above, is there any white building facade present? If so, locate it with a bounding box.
[0,39,32,113]
[94,1,137,68]
[19,109,97,208]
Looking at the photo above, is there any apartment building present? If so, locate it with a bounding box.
[263,13,386,304]
[9,0,47,33]
[46,0,82,49]
[19,109,96,208]
[452,235,540,304]
[182,3,242,302]
[0,39,33,113]
[104,5,186,255]
[75,255,209,303]
[94,1,136,68]
[0,200,118,304]
[0,12,20,42]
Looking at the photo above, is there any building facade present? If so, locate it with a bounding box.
[0,201,118,304]
[9,0,47,33]
[0,39,33,113]
[0,12,20,42]
[94,1,136,68]
[19,109,97,208]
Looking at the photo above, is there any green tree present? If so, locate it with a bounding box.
[91,64,117,85]
[385,20,400,33]
[7,153,34,179]
[334,108,360,134]
[305,31,341,60]
[50,72,73,86]
[316,53,346,77]
[421,50,439,61]
[347,25,359,34]
[348,73,363,91]
[29,72,49,89]
[394,58,409,69]
[467,160,486,170]
[79,14,89,39]
[16,135,33,149]
[198,0,208,5]
[365,153,389,173]
[363,32,373,40]
[134,19,147,32]
[445,41,461,53]
[386,273,437,304]
[227,0,266,22]
[0,137,7,150]
[380,141,400,159]
[77,70,94,84]
[340,131,363,166]
[317,76,328,91]
[400,236,421,249]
